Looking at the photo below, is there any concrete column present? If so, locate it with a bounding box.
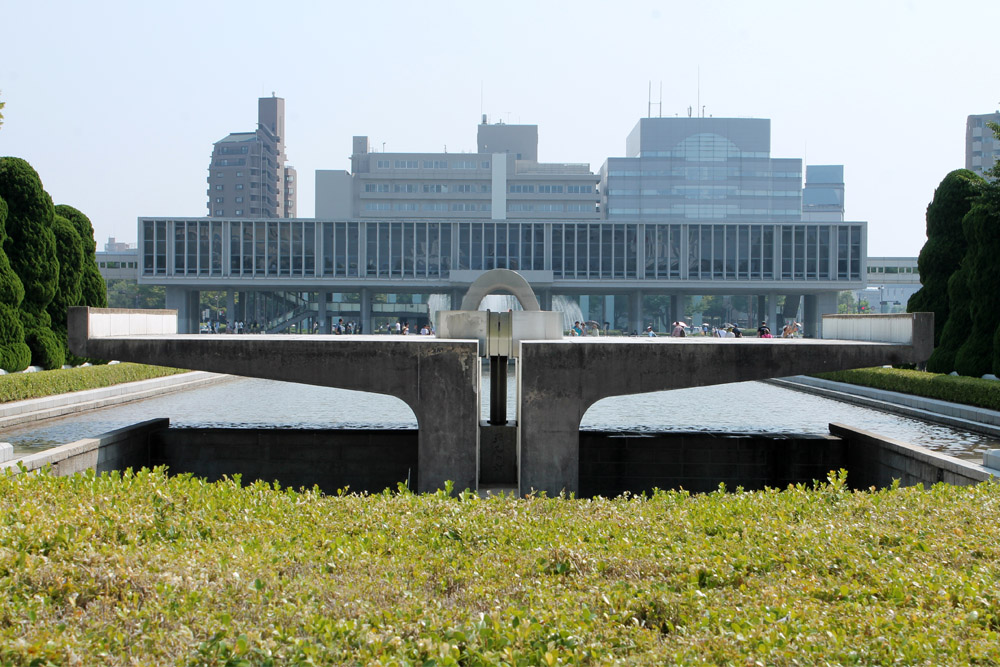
[803,294,817,338]
[165,287,200,334]
[360,288,372,335]
[757,295,766,326]
[537,290,552,312]
[767,293,778,332]
[603,295,614,330]
[670,295,684,327]
[630,290,643,335]
[579,295,590,323]
[318,290,329,334]
[226,292,235,329]
[812,292,837,338]
[237,292,246,322]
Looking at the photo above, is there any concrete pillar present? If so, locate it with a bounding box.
[767,293,778,332]
[670,295,684,327]
[630,290,643,335]
[226,292,235,329]
[165,287,200,334]
[803,294,817,338]
[757,295,766,327]
[603,295,614,330]
[318,290,330,334]
[811,292,838,338]
[537,290,552,312]
[579,295,590,323]
[360,288,372,335]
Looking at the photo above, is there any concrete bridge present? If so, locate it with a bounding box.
[69,306,933,496]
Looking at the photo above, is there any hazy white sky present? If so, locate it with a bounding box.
[1,0,996,256]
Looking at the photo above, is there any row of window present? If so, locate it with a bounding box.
[607,169,801,179]
[362,202,596,213]
[142,219,863,283]
[608,206,801,218]
[376,159,490,170]
[606,188,801,198]
[868,266,916,274]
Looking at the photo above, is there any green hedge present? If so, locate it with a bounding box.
[0,469,997,664]
[0,363,187,403]
[813,366,1000,411]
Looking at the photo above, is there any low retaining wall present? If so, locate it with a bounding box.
[0,419,167,476]
[3,423,996,495]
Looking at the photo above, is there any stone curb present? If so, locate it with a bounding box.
[0,372,233,429]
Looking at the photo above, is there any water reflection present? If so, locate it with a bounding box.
[2,374,996,462]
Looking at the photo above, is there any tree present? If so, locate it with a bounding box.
[907,169,984,346]
[837,291,856,314]
[105,279,164,309]
[55,204,106,309]
[0,157,64,369]
[47,212,84,363]
[0,196,31,371]
[953,202,1000,377]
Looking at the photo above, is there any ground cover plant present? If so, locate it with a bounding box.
[814,366,1000,412]
[0,363,186,403]
[0,468,998,665]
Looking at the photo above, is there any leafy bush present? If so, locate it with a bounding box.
[814,366,1000,411]
[0,362,186,403]
[0,196,29,372]
[0,469,997,665]
[954,202,1000,377]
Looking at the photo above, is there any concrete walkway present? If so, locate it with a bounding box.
[0,371,232,429]
[769,375,1000,439]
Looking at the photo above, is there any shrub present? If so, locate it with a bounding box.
[55,204,106,309]
[0,195,28,372]
[954,202,1000,377]
[0,362,186,402]
[814,366,1000,411]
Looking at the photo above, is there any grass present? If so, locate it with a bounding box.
[0,363,188,404]
[0,468,998,665]
[813,367,1000,412]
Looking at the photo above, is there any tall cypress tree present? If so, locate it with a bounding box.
[55,204,106,309]
[953,202,1000,377]
[47,212,84,363]
[0,157,64,369]
[0,196,31,371]
[907,169,984,347]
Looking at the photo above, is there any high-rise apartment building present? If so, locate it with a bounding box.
[207,95,296,218]
[966,112,1000,179]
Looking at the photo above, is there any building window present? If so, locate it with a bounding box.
[394,203,418,211]
[236,184,244,190]
[235,209,243,216]
[481,161,490,169]
[235,196,243,203]
[452,160,477,169]
[215,209,223,215]
[423,184,447,193]
[365,203,391,211]
[393,184,418,193]
[376,159,390,169]
[236,171,243,177]
[538,185,564,193]
[481,184,491,193]
[508,204,534,212]
[451,203,479,212]
[215,197,223,203]
[567,185,593,194]
[394,160,418,169]
[454,184,475,193]
[216,172,223,178]
[510,184,535,193]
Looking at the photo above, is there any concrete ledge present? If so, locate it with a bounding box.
[770,376,1000,437]
[0,419,168,476]
[0,372,231,429]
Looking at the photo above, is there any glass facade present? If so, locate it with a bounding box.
[141,219,864,284]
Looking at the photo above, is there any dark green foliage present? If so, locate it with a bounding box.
[908,169,984,346]
[0,157,63,369]
[954,202,1000,377]
[55,204,106,308]
[0,362,185,403]
[23,325,64,370]
[0,196,29,372]
[926,203,979,373]
[47,214,84,364]
[814,366,1000,411]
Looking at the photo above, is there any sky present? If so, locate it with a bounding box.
[1,0,997,257]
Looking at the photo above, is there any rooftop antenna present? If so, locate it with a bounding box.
[647,81,664,118]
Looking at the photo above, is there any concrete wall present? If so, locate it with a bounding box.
[0,419,167,476]
[151,428,418,494]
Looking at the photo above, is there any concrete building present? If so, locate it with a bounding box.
[207,95,297,219]
[802,165,845,222]
[966,112,1000,179]
[316,119,600,221]
[859,256,920,313]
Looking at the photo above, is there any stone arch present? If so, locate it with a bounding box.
[460,269,540,311]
